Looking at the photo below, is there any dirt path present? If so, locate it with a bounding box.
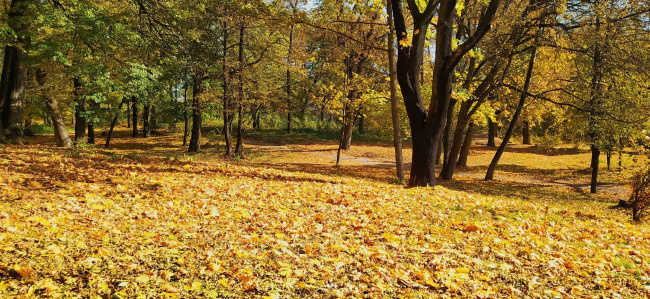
[247,140,629,195]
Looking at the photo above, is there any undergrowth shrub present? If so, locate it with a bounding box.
[630,166,650,222]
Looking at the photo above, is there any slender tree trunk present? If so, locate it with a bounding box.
[387,0,404,182]
[143,103,151,138]
[458,121,476,167]
[606,152,611,170]
[73,78,86,143]
[222,10,233,156]
[0,46,13,143]
[105,100,125,148]
[487,113,498,147]
[188,74,203,153]
[286,24,294,134]
[588,17,603,194]
[522,119,531,144]
[486,42,539,181]
[441,102,470,180]
[182,83,189,146]
[235,17,246,157]
[590,146,600,193]
[132,97,138,137]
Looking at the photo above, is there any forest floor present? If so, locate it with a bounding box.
[1,129,649,298]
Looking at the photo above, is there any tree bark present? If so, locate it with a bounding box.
[0,0,30,143]
[386,0,404,182]
[590,146,600,193]
[391,0,501,187]
[188,74,203,153]
[235,16,246,157]
[442,99,457,167]
[458,121,476,167]
[73,77,86,143]
[127,102,131,128]
[487,112,497,147]
[143,103,151,138]
[486,42,539,181]
[87,122,95,144]
[222,9,233,156]
[105,100,125,148]
[36,69,72,148]
[522,119,531,144]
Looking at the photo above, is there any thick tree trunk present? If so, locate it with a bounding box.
[286,24,294,134]
[341,118,354,150]
[143,103,151,138]
[522,119,531,144]
[105,101,125,148]
[87,123,95,144]
[45,96,73,148]
[73,78,86,143]
[591,146,600,194]
[458,121,476,167]
[132,97,138,137]
[387,0,404,182]
[36,69,72,148]
[442,99,457,167]
[188,74,203,153]
[486,43,539,181]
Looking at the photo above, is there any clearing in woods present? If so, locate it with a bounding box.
[0,130,648,298]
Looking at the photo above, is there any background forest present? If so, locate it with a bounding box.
[2,0,650,297]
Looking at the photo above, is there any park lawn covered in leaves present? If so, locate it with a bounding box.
[1,142,650,298]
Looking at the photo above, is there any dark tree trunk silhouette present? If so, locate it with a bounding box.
[222,9,233,156]
[188,74,204,153]
[143,103,152,138]
[391,0,501,186]
[182,83,189,146]
[522,119,531,144]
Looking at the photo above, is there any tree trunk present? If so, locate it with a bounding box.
[87,122,95,144]
[458,121,476,167]
[222,10,233,156]
[73,78,86,143]
[386,0,404,182]
[235,103,244,156]
[188,74,203,153]
[606,152,611,170]
[486,42,539,181]
[590,146,600,194]
[522,119,531,144]
[286,24,294,134]
[0,0,30,143]
[36,69,72,148]
[487,112,498,147]
[105,100,125,148]
[234,17,246,157]
[441,102,470,180]
[143,103,151,138]
[182,82,189,146]
[442,99,457,167]
[132,97,138,137]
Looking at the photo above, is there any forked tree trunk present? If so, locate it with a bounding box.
[188,74,203,153]
[105,100,125,148]
[458,121,476,167]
